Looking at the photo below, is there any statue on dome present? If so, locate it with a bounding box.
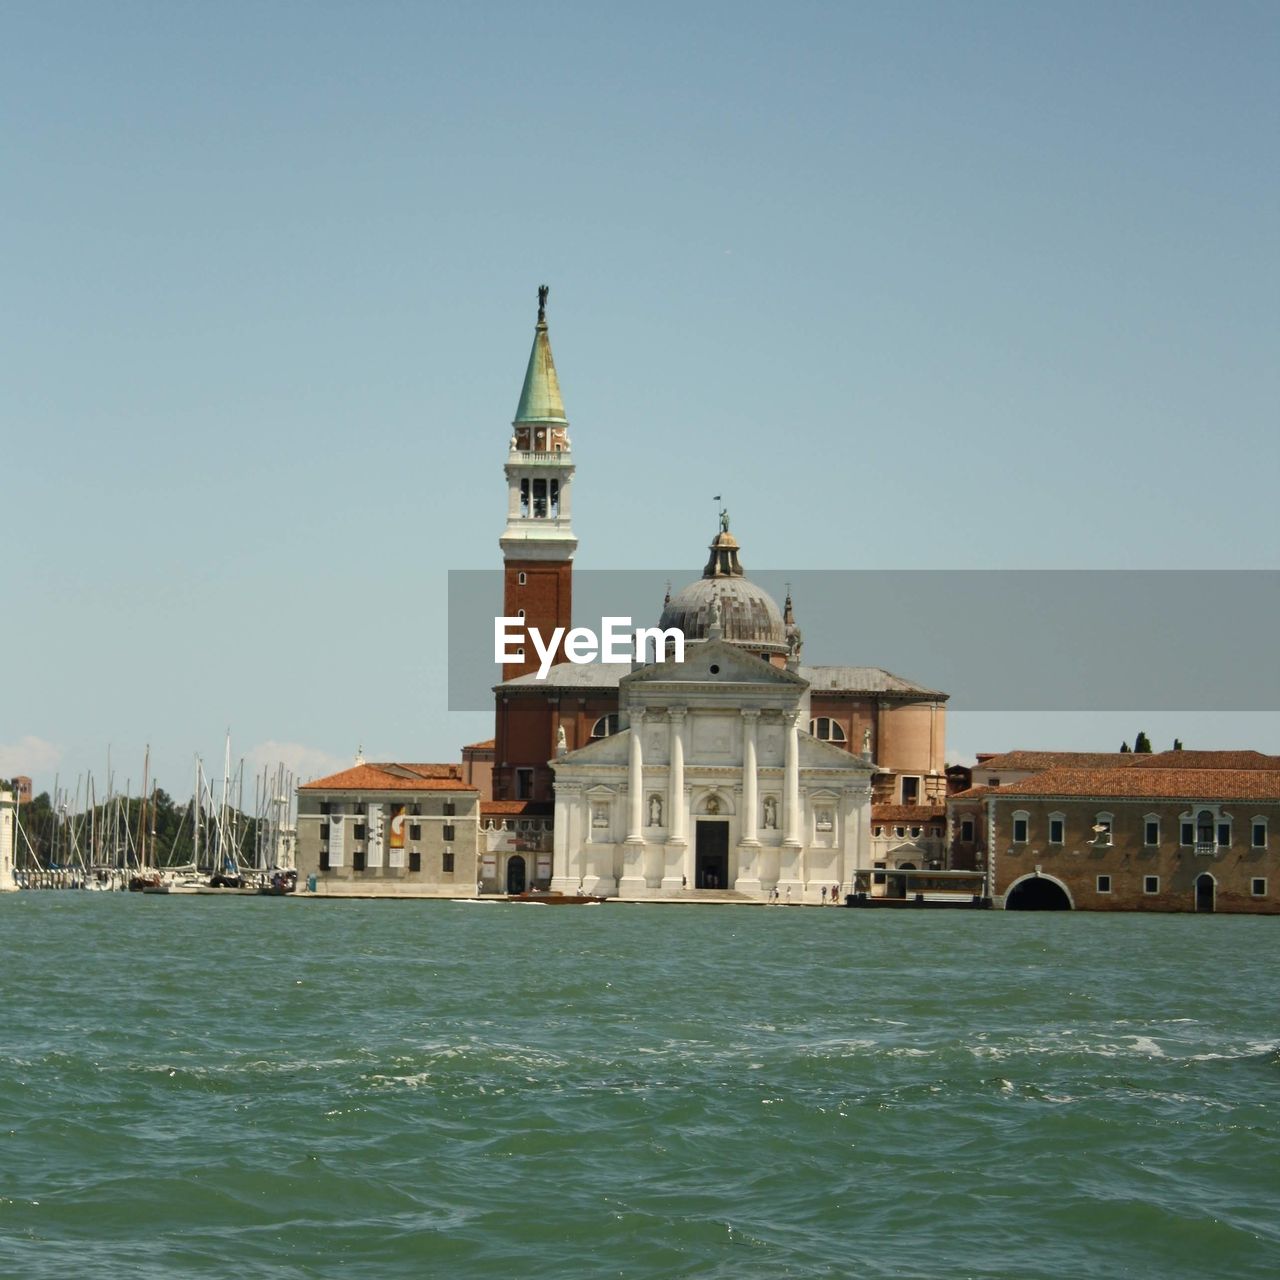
[708,595,723,632]
[719,507,730,534]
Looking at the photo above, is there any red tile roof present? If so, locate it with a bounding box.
[948,786,994,800]
[300,762,475,792]
[481,800,554,816]
[997,767,1280,802]
[463,739,496,752]
[974,751,1130,772]
[1126,750,1280,770]
[872,804,947,822]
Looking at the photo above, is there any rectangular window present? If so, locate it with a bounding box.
[409,851,421,873]
[1012,817,1028,844]
[872,861,886,886]
[1217,822,1231,847]
[319,847,330,871]
[960,819,974,842]
[516,769,533,800]
[1181,821,1194,846]
[354,823,366,842]
[1096,875,1112,893]
[443,824,455,842]
[1049,818,1064,845]
[353,849,366,872]
[1144,876,1159,894]
[1252,822,1267,849]
[901,776,919,805]
[1145,820,1159,846]
[443,851,455,873]
[443,801,455,816]
[320,801,332,815]
[1252,878,1266,897]
[409,823,421,841]
[319,822,330,841]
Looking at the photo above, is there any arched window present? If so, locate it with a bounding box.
[591,714,620,738]
[809,717,846,742]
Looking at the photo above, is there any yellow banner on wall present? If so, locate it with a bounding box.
[389,804,406,849]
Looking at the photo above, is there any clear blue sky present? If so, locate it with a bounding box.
[3,1,1277,800]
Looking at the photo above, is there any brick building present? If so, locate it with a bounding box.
[948,751,1280,913]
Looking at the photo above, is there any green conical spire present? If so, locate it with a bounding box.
[513,285,568,425]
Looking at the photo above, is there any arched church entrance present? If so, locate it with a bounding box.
[1004,875,1072,911]
[695,820,729,890]
[506,855,527,895]
[1195,873,1215,913]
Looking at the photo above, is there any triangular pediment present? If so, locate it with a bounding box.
[798,734,876,773]
[552,731,632,769]
[622,638,807,691]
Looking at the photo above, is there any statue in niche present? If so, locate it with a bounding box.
[816,808,834,832]
[862,726,872,755]
[762,796,778,829]
[591,803,609,828]
[705,794,721,815]
[556,724,567,755]
[648,794,663,827]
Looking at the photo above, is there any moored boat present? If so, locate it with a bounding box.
[506,889,608,905]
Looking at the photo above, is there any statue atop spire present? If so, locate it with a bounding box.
[537,284,549,324]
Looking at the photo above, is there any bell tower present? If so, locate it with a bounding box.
[499,285,577,679]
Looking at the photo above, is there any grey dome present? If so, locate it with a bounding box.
[658,525,787,655]
[659,577,787,652]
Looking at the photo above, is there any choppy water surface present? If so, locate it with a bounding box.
[1,898,1276,1278]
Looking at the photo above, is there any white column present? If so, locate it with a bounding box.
[668,708,686,844]
[783,711,801,847]
[626,708,645,843]
[662,707,687,893]
[620,708,647,897]
[741,710,760,844]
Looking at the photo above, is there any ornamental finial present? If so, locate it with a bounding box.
[537,284,549,323]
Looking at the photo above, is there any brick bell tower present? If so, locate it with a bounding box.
[499,284,577,680]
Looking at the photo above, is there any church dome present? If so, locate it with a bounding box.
[658,518,788,658]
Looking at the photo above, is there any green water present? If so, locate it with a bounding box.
[1,897,1276,1279]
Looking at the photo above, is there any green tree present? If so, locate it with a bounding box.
[1120,741,1131,753]
[1134,731,1153,753]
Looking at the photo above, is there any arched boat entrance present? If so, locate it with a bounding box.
[695,820,729,890]
[506,855,527,894]
[1004,875,1072,911]
[1195,872,1215,913]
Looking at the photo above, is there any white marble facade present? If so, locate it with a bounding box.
[550,639,874,901]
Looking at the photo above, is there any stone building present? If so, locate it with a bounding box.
[480,799,554,894]
[549,636,875,902]
[948,751,1280,913]
[297,761,479,897]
